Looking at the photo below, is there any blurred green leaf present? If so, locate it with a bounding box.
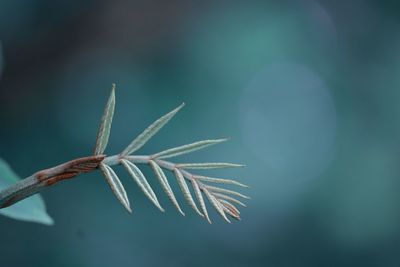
[0,158,54,225]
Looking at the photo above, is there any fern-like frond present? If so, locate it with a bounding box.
[96,93,249,222]
[0,87,250,225]
[93,90,249,221]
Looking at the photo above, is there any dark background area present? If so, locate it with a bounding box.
[1,0,400,266]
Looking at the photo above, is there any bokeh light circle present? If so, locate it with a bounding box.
[241,63,337,186]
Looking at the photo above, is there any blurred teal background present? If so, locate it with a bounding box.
[1,0,400,266]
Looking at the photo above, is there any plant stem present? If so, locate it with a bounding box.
[0,155,105,208]
[0,154,200,209]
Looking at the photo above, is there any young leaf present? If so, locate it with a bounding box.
[219,199,240,215]
[0,159,53,225]
[152,139,228,159]
[149,161,184,216]
[99,163,131,213]
[213,193,247,207]
[195,175,249,188]
[203,185,250,199]
[121,159,164,212]
[94,84,116,155]
[203,188,231,223]
[191,180,211,224]
[121,103,185,156]
[219,200,241,220]
[177,163,245,169]
[173,169,203,217]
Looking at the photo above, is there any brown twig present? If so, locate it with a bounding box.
[0,155,105,208]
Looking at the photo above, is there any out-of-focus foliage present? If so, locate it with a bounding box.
[0,42,3,78]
